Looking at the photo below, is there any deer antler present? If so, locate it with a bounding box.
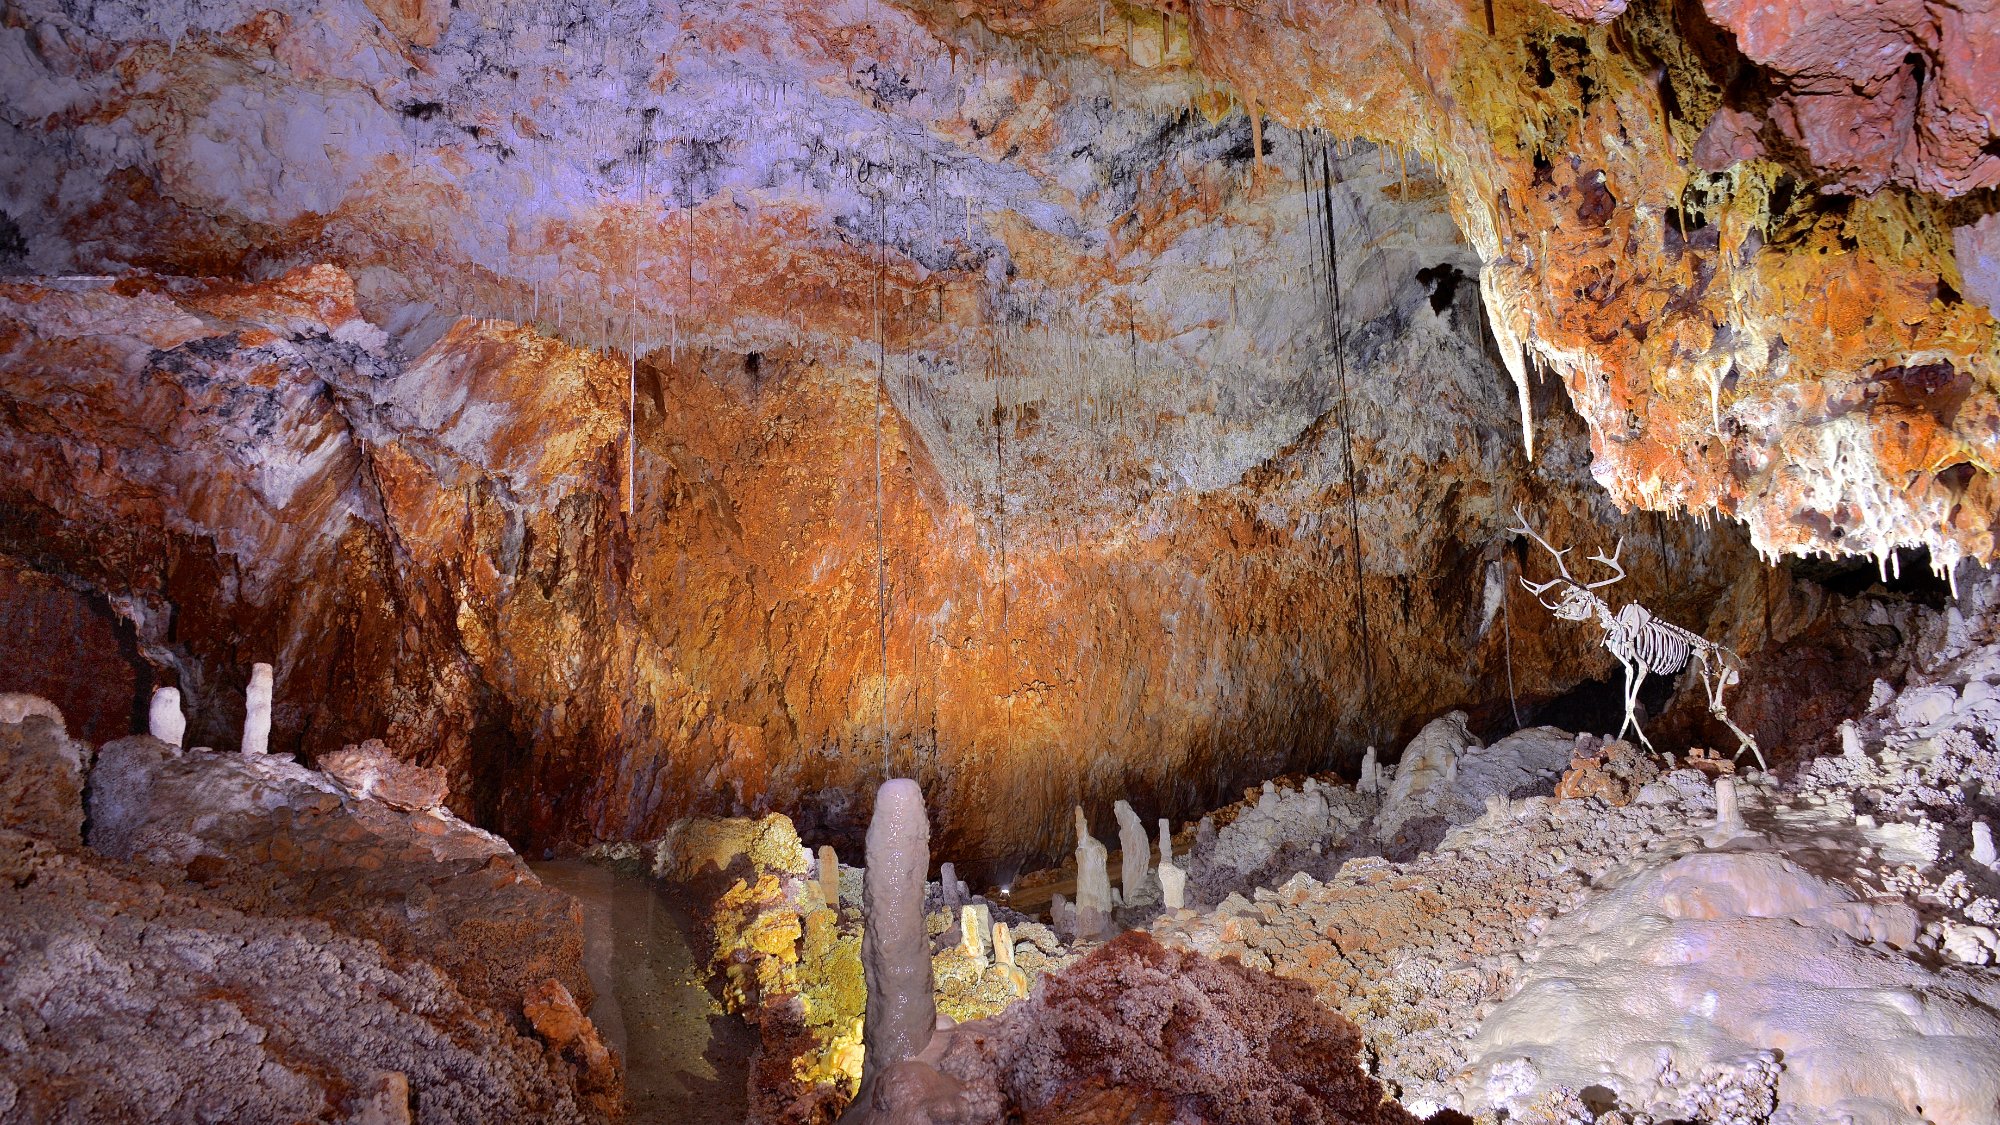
[1509,507,1576,599]
[1583,539,1627,590]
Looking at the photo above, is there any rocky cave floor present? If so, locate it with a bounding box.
[5,570,2000,1124]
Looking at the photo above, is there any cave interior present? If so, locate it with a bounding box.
[1,0,1999,1120]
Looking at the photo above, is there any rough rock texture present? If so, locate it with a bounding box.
[0,709,606,1124]
[86,734,590,1018]
[1697,0,2000,197]
[0,0,1862,867]
[0,827,603,1125]
[1551,734,1660,805]
[0,714,89,843]
[925,932,1423,1125]
[0,558,144,746]
[320,737,450,810]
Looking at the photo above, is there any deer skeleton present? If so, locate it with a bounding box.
[1510,511,1765,769]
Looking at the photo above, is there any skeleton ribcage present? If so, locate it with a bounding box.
[1606,604,1693,675]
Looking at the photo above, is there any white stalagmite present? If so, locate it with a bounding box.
[1157,861,1186,909]
[859,778,935,1086]
[1074,806,1111,940]
[240,663,273,755]
[1157,818,1173,867]
[1973,822,1997,870]
[1705,775,1749,847]
[1114,799,1149,902]
[1840,720,1865,760]
[1358,745,1380,795]
[148,686,186,747]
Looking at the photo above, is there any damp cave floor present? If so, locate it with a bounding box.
[531,858,756,1125]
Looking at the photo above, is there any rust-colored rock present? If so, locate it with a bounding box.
[948,932,1421,1125]
[1554,737,1661,806]
[320,738,449,811]
[525,978,623,1118]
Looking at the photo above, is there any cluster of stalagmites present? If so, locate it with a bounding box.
[0,668,617,1123]
[671,576,2000,1124]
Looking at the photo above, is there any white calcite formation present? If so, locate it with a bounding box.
[858,779,935,1087]
[1356,746,1381,796]
[1113,800,1150,905]
[1203,775,1370,879]
[957,905,986,970]
[1974,822,1998,870]
[1072,808,1112,942]
[240,662,274,755]
[0,693,64,732]
[1464,849,1997,1124]
[1376,715,1575,841]
[147,687,185,748]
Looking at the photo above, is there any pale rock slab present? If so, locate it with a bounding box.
[1114,799,1149,903]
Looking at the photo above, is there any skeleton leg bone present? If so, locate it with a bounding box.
[1699,657,1765,770]
[1620,660,1655,750]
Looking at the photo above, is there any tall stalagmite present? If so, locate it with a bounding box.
[858,779,935,1086]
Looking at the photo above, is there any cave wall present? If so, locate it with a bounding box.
[0,250,1790,868]
[0,0,1957,861]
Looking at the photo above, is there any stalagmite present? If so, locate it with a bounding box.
[819,844,842,908]
[1358,745,1381,795]
[992,921,1028,996]
[1074,806,1111,940]
[241,663,273,755]
[940,862,966,908]
[1114,799,1149,902]
[1050,893,1075,941]
[1157,818,1173,867]
[1840,721,1865,760]
[1974,822,1997,870]
[1157,861,1186,910]
[957,905,986,968]
[1705,775,1749,847]
[148,686,186,747]
[859,778,935,1086]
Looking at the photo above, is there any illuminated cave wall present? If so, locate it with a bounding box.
[1,0,1988,862]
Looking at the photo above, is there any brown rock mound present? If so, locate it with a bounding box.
[86,735,589,1019]
[0,713,89,844]
[1554,738,1662,808]
[939,932,1422,1125]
